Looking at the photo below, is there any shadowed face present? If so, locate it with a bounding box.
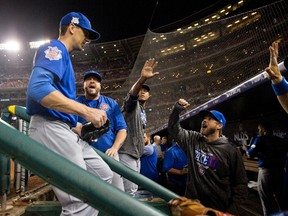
[138,88,150,103]
[257,125,266,136]
[161,136,167,144]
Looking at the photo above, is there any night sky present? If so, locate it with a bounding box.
[0,0,278,44]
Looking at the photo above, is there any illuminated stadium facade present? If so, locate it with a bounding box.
[0,0,287,136]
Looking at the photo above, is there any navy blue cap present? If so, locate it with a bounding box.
[60,12,100,40]
[83,70,102,82]
[199,110,226,128]
[142,84,150,92]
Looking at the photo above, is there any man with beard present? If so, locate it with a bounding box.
[168,98,248,215]
[76,70,127,190]
[118,58,159,196]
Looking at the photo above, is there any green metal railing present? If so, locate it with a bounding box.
[0,105,179,215]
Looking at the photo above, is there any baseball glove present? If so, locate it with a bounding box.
[81,119,110,142]
[168,197,234,216]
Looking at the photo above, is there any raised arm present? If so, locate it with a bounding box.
[129,58,159,97]
[266,42,288,113]
[168,99,191,147]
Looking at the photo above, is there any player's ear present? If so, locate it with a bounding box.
[217,122,223,130]
[69,23,77,35]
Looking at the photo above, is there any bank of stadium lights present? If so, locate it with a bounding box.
[157,0,245,51]
[238,0,244,5]
[160,35,167,40]
[151,35,167,43]
[160,44,185,56]
[226,11,259,29]
[29,40,50,49]
[193,32,216,47]
[179,1,243,34]
[0,41,20,51]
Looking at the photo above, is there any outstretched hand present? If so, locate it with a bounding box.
[266,42,282,84]
[140,58,159,79]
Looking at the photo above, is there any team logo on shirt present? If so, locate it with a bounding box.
[44,46,62,61]
[195,149,219,175]
[100,103,109,111]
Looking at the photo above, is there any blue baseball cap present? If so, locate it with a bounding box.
[60,12,100,40]
[199,110,226,128]
[142,84,150,92]
[83,70,102,82]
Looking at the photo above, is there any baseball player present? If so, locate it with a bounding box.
[140,132,159,182]
[266,41,288,211]
[26,12,113,216]
[118,58,159,196]
[266,41,288,112]
[246,122,288,215]
[168,99,248,215]
[76,70,127,190]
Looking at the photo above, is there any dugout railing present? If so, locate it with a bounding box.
[0,105,179,216]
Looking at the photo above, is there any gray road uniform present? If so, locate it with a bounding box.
[119,93,146,196]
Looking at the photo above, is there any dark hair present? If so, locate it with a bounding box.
[59,25,69,36]
[258,121,273,135]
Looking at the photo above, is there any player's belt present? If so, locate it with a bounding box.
[45,116,73,129]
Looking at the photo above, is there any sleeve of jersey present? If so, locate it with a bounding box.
[113,102,127,130]
[162,151,174,172]
[247,136,260,158]
[123,93,138,112]
[143,145,154,156]
[27,67,56,102]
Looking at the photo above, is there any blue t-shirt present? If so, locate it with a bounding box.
[77,95,127,152]
[140,144,159,182]
[162,143,188,186]
[26,40,77,126]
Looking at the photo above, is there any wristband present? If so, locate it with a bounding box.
[272,77,288,96]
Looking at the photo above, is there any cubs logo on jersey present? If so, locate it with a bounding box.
[100,103,109,111]
[44,46,62,61]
